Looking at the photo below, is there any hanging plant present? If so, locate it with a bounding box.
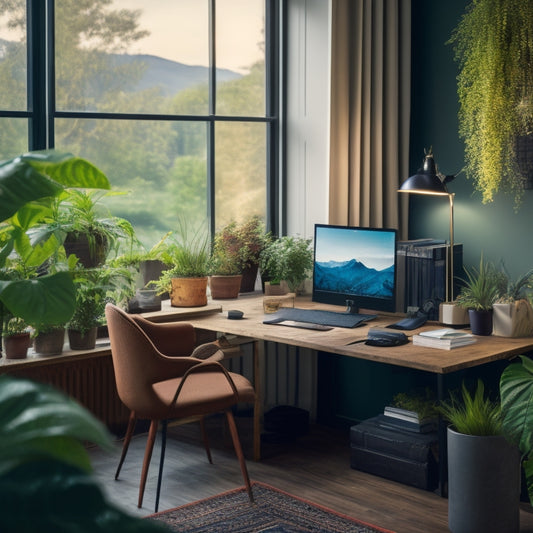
[449,0,533,205]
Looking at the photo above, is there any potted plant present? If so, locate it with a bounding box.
[0,150,110,330]
[207,227,244,300]
[259,235,314,295]
[440,379,520,533]
[215,217,270,293]
[3,316,31,359]
[492,267,533,337]
[31,323,66,356]
[456,255,500,335]
[152,221,210,307]
[40,189,136,268]
[449,0,533,205]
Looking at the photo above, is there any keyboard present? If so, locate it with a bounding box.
[263,307,377,328]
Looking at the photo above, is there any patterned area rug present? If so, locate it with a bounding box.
[148,482,395,533]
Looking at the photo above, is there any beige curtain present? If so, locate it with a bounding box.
[329,0,411,235]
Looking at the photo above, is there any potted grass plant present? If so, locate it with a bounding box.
[152,221,210,307]
[456,255,500,335]
[440,379,520,533]
[3,316,31,359]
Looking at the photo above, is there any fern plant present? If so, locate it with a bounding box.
[449,0,533,205]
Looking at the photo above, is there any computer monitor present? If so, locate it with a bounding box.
[312,224,397,313]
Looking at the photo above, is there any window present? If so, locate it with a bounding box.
[0,0,280,247]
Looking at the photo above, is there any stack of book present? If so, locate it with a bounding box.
[381,406,437,434]
[412,328,476,350]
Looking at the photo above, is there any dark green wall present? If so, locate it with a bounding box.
[409,0,533,279]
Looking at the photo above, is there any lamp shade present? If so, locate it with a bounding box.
[399,154,449,195]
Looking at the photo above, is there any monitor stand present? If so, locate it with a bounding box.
[345,300,359,314]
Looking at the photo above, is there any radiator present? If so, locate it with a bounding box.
[226,341,318,420]
[5,354,130,434]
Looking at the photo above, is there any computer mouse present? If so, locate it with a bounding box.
[227,310,244,320]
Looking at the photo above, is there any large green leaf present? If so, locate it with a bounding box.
[0,461,169,532]
[0,151,111,222]
[0,377,113,476]
[0,272,76,325]
[0,159,63,221]
[500,355,533,505]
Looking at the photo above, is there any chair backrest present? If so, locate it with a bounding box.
[130,313,196,357]
[105,303,198,415]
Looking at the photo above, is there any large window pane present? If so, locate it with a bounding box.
[55,0,210,114]
[215,121,266,227]
[0,118,28,159]
[0,4,27,111]
[55,118,208,248]
[216,0,265,116]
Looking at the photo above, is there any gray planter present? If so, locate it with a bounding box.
[447,427,521,533]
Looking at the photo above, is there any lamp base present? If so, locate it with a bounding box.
[439,302,470,327]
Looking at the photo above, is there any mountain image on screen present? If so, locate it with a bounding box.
[314,259,394,298]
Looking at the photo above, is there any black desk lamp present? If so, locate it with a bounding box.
[398,151,457,304]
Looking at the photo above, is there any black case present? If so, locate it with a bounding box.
[350,416,439,490]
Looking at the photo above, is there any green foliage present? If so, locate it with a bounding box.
[260,235,313,293]
[449,0,533,205]
[0,375,168,532]
[3,317,29,337]
[209,217,270,276]
[439,379,503,436]
[391,389,438,420]
[0,151,109,327]
[456,255,500,311]
[500,355,533,505]
[495,265,533,303]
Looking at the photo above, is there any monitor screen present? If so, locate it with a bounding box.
[312,224,397,312]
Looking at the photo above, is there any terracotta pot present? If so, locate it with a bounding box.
[68,327,98,350]
[34,328,65,356]
[209,275,242,299]
[4,332,31,359]
[170,277,208,307]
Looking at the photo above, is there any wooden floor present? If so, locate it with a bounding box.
[88,415,533,533]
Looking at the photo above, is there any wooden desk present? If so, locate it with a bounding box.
[161,292,533,494]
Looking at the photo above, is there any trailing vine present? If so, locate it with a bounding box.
[449,0,533,205]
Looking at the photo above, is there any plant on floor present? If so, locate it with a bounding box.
[0,375,169,532]
[439,379,503,436]
[449,0,533,205]
[500,355,533,505]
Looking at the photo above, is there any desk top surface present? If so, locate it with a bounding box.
[153,293,533,375]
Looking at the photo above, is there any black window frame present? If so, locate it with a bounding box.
[16,0,283,236]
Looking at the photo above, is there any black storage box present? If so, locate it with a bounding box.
[350,415,438,491]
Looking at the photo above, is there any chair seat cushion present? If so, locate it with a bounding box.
[151,371,255,419]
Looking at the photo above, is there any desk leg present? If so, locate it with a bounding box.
[437,373,448,497]
[253,340,262,461]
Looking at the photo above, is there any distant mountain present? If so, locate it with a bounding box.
[314,259,394,298]
[0,39,242,97]
[110,53,242,96]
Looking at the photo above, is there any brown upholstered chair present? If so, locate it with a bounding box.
[105,303,255,511]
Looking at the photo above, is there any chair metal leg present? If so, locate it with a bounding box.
[200,416,213,464]
[225,409,254,503]
[115,411,137,480]
[155,419,168,513]
[138,419,159,508]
